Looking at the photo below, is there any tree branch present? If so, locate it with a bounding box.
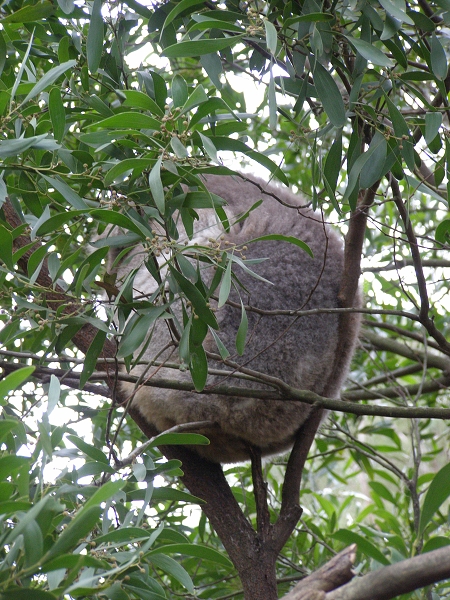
[391,177,450,356]
[326,546,450,600]
[281,545,356,600]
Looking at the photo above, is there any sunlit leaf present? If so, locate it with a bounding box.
[264,20,278,55]
[0,367,35,402]
[148,156,165,213]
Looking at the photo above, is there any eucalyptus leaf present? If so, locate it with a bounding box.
[162,36,245,58]
[87,0,103,74]
[419,462,450,534]
[23,60,76,103]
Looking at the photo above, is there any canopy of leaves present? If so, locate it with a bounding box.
[0,0,449,598]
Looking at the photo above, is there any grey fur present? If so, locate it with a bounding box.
[113,174,361,463]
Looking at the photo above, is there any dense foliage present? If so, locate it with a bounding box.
[0,0,449,597]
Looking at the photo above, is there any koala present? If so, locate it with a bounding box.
[107,173,361,463]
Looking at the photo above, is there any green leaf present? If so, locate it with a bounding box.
[369,481,395,504]
[90,209,148,237]
[198,132,218,162]
[41,175,87,209]
[359,132,387,188]
[419,462,450,534]
[48,87,65,142]
[85,479,126,509]
[149,553,194,593]
[324,132,342,195]
[313,62,346,127]
[170,268,219,329]
[0,2,54,23]
[67,435,109,464]
[385,96,415,170]
[180,84,209,114]
[0,419,22,443]
[236,301,248,356]
[189,344,208,391]
[149,156,165,213]
[344,133,388,200]
[171,136,189,158]
[0,367,34,402]
[80,329,107,389]
[268,68,277,129]
[5,496,54,544]
[430,33,448,80]
[435,220,450,243]
[162,0,206,30]
[47,375,60,416]
[345,35,394,67]
[152,543,233,567]
[90,112,161,130]
[0,223,13,269]
[87,0,104,74]
[200,53,223,89]
[208,137,289,185]
[264,20,278,55]
[378,0,414,24]
[162,35,244,58]
[172,74,188,108]
[0,590,57,599]
[150,432,210,447]
[42,506,102,562]
[120,89,164,115]
[104,157,154,186]
[425,111,442,145]
[332,529,390,564]
[247,233,313,256]
[57,0,75,14]
[35,209,86,236]
[218,258,232,308]
[118,306,168,358]
[23,60,76,103]
[209,328,230,359]
[0,135,59,159]
[95,527,152,544]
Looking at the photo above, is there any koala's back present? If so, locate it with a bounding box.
[120,174,360,463]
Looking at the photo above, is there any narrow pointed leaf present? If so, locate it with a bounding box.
[87,0,104,74]
[23,60,76,103]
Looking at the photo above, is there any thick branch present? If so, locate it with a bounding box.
[3,359,450,418]
[272,407,323,555]
[326,546,450,600]
[281,545,356,600]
